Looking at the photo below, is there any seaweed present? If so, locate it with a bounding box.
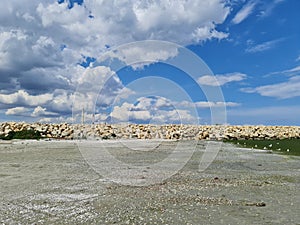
[224,138,300,156]
[0,129,42,140]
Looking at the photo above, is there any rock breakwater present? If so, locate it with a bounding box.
[0,122,299,140]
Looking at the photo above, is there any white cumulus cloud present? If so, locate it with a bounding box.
[31,106,58,117]
[0,90,53,107]
[197,73,247,86]
[105,41,179,69]
[5,107,31,116]
[241,76,300,99]
[109,96,197,124]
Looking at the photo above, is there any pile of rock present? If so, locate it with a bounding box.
[0,122,73,139]
[222,125,300,140]
[0,122,299,140]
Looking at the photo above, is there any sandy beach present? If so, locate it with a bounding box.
[0,140,299,224]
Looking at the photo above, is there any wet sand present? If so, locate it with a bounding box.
[0,140,299,224]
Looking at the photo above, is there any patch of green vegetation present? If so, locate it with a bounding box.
[0,129,42,140]
[224,138,300,156]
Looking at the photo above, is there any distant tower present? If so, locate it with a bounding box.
[81,107,85,125]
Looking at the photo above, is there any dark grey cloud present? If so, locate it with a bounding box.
[19,69,72,94]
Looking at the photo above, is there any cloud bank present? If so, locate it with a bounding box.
[0,0,232,122]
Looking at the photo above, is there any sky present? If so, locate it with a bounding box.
[0,0,299,125]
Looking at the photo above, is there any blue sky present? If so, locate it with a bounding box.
[0,0,299,125]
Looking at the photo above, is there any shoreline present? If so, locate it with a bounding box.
[1,122,299,141]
